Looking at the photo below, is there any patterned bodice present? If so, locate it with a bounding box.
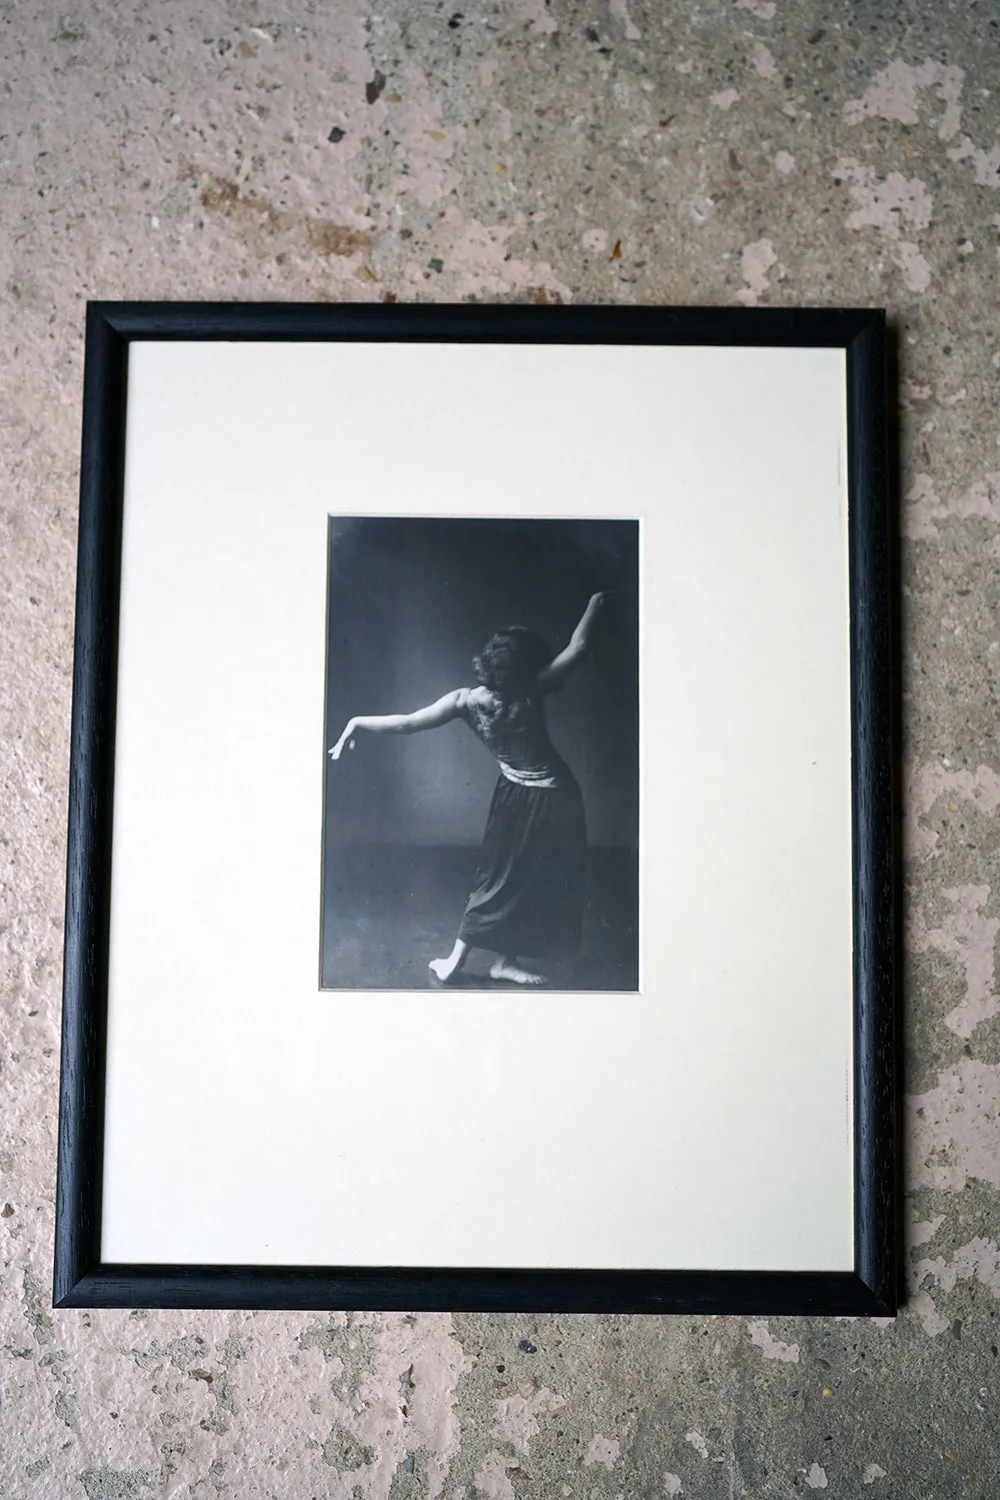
[463,690,565,787]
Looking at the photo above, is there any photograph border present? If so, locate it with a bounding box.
[54,301,895,1314]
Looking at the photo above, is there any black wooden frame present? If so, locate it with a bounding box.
[54,302,895,1314]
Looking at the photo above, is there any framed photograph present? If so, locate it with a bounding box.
[54,302,895,1314]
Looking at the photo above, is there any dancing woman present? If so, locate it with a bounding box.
[328,592,610,986]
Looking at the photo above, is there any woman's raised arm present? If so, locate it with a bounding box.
[536,593,610,695]
[329,688,467,760]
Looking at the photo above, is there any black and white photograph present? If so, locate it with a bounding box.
[321,516,640,992]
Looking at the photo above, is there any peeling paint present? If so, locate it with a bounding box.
[844,58,965,141]
[893,239,932,292]
[752,42,778,79]
[405,207,572,302]
[711,88,740,111]
[582,228,609,252]
[907,1057,1000,1192]
[911,1237,1000,1335]
[747,1320,800,1362]
[917,1236,1000,1297]
[908,885,999,1039]
[735,237,777,305]
[902,471,1000,542]
[899,380,933,411]
[804,1462,828,1489]
[142,1311,472,1500]
[393,63,464,206]
[583,1434,620,1468]
[947,136,1000,189]
[685,1429,710,1459]
[905,759,1000,861]
[831,157,933,290]
[492,1387,564,1456]
[908,1288,952,1337]
[831,156,934,229]
[474,1451,518,1500]
[909,1215,946,1249]
[610,0,641,42]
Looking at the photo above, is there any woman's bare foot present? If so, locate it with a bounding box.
[489,958,546,986]
[429,939,469,985]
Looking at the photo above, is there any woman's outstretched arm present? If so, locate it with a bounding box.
[329,688,466,760]
[536,592,610,695]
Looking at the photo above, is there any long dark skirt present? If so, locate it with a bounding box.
[458,773,587,959]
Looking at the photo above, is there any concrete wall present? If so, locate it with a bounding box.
[2,1,999,1495]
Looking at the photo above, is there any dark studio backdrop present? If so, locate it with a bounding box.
[321,516,639,990]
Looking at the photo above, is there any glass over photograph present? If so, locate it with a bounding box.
[321,516,639,991]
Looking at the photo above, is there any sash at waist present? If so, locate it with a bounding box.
[498,759,559,789]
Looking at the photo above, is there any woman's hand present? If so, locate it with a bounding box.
[328,719,357,760]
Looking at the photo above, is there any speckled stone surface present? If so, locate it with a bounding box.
[2,2,999,1496]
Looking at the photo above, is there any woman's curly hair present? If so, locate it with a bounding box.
[473,627,552,700]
